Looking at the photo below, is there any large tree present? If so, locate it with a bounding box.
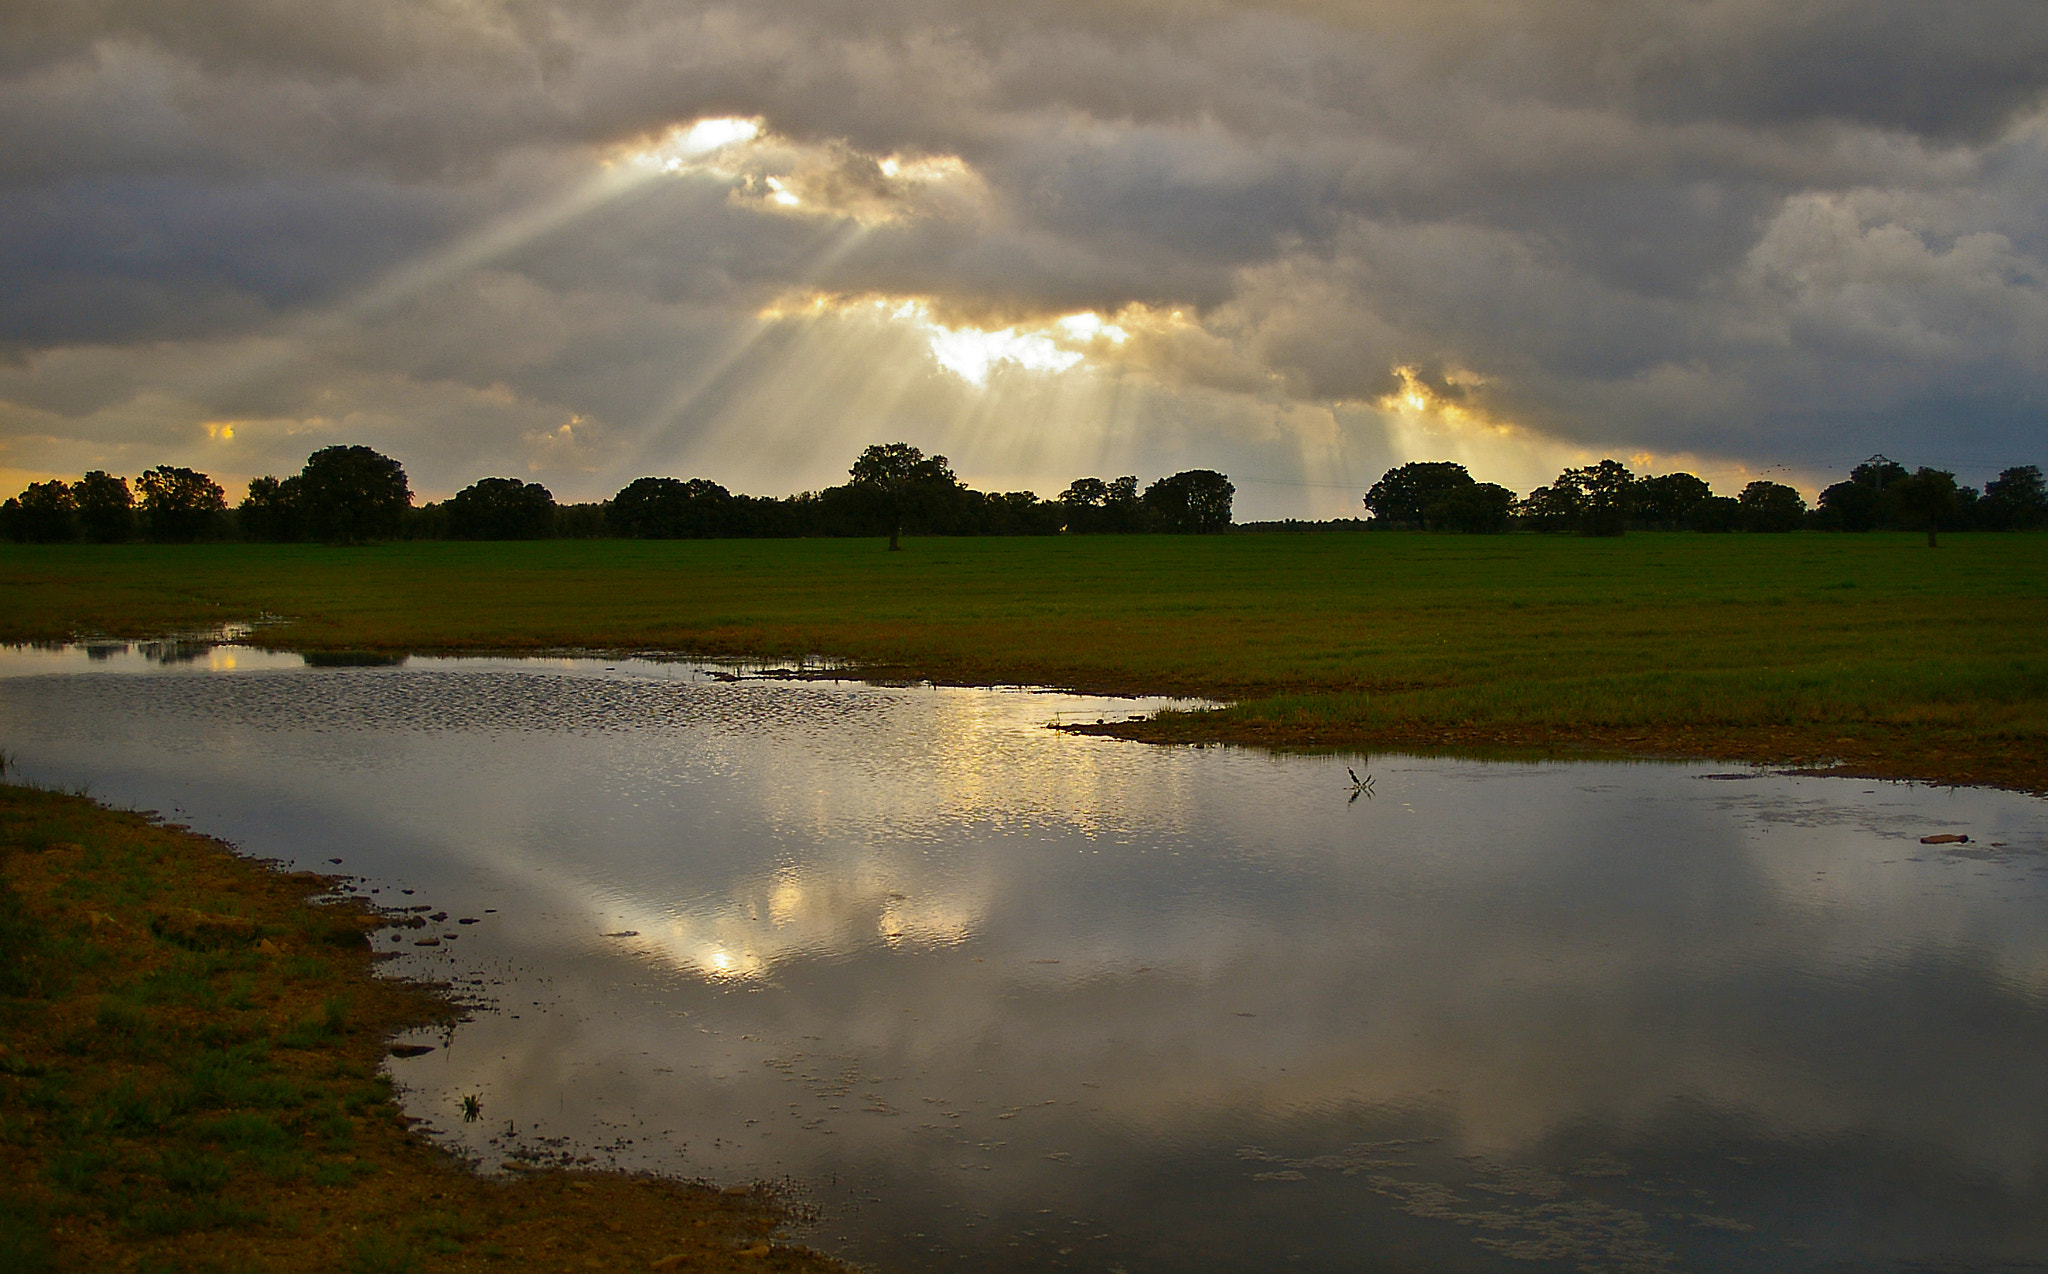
[1816,454,1908,531]
[5,480,77,542]
[1552,460,1636,536]
[1736,480,1806,532]
[1058,475,1143,533]
[1981,464,2047,530]
[1634,472,1712,530]
[1142,469,1235,533]
[74,471,134,542]
[237,475,303,542]
[1889,467,1958,547]
[1363,462,1474,529]
[446,477,556,540]
[137,466,226,542]
[1426,482,1516,533]
[848,443,961,549]
[296,446,411,544]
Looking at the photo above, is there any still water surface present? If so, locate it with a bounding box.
[4,643,2047,1272]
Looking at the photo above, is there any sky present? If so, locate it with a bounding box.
[3,0,2047,519]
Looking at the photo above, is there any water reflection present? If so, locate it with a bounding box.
[3,648,2045,1271]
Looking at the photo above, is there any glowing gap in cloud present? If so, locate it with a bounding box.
[618,123,987,225]
[759,293,1134,387]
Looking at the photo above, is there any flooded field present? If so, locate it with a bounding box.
[4,641,2046,1272]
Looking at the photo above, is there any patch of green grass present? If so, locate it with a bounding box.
[347,1233,420,1274]
[172,1041,300,1112]
[0,1198,56,1274]
[195,1110,290,1149]
[120,1195,264,1237]
[1,534,2042,782]
[42,1144,112,1193]
[158,1150,232,1194]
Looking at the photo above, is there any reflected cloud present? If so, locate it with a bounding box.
[5,654,2046,1270]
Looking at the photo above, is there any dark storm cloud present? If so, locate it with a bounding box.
[3,0,2046,499]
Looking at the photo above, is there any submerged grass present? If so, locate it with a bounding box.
[0,782,850,1273]
[2,532,2045,787]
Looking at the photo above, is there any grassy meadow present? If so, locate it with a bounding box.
[3,531,2046,788]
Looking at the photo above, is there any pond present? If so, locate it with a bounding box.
[3,642,2047,1272]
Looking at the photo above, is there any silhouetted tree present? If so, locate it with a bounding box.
[1425,482,1516,533]
[1517,483,1582,532]
[296,446,411,544]
[137,466,226,542]
[5,480,77,542]
[237,475,303,541]
[1737,480,1806,532]
[1059,475,1144,533]
[1554,460,1636,536]
[1684,496,1743,532]
[612,478,686,537]
[1851,455,1910,489]
[1633,472,1712,530]
[74,471,134,542]
[1889,467,1958,547]
[1059,477,1110,532]
[848,443,961,549]
[553,502,611,538]
[970,490,1064,535]
[1816,479,1882,531]
[446,477,556,540]
[1363,462,1475,529]
[1981,464,2047,530]
[1816,454,1907,531]
[1142,469,1235,533]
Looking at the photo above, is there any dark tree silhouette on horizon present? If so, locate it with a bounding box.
[446,477,556,540]
[296,446,411,544]
[75,471,134,542]
[1142,469,1235,533]
[137,466,226,542]
[1362,461,1475,529]
[848,442,960,549]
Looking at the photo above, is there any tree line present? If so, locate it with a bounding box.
[0,443,1237,544]
[9,443,2041,546]
[1346,456,2046,544]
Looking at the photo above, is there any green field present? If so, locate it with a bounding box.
[4,532,2045,788]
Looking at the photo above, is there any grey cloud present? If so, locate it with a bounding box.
[4,0,2048,500]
